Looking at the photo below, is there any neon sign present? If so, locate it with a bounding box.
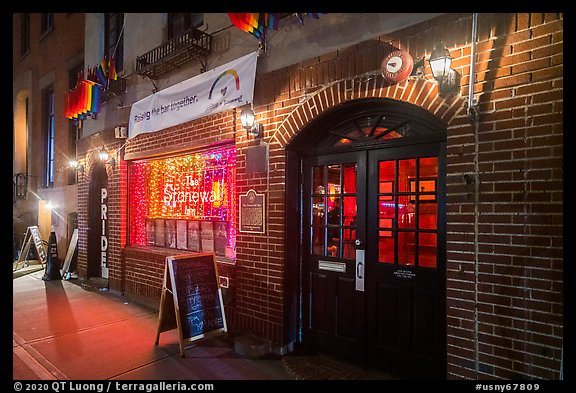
[129,146,236,248]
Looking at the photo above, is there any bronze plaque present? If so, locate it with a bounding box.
[239,189,265,234]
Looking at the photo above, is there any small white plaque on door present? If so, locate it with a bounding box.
[318,260,346,273]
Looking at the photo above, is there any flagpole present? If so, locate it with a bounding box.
[111,14,125,60]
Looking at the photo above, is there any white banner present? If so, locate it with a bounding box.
[128,51,258,139]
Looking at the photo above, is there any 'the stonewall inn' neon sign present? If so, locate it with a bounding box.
[129,146,236,246]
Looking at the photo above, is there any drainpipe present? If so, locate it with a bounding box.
[560,345,563,379]
[468,13,479,124]
[469,12,481,378]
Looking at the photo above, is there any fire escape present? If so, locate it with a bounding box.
[136,27,212,81]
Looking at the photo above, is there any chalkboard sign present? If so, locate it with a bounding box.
[155,252,227,357]
[15,226,47,271]
[61,228,78,276]
[30,227,47,263]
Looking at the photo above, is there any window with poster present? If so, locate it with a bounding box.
[128,145,236,259]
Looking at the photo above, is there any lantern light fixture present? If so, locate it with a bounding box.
[98,146,116,168]
[240,105,263,138]
[99,147,110,162]
[69,159,84,179]
[428,41,460,97]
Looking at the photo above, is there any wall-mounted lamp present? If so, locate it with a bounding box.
[99,147,110,162]
[240,106,263,138]
[99,147,116,168]
[69,159,84,182]
[428,41,461,97]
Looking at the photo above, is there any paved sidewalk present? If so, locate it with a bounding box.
[13,269,394,381]
[13,271,292,380]
[12,260,45,280]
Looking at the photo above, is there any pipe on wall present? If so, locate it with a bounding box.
[468,13,479,124]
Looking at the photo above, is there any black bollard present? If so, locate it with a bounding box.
[42,231,62,281]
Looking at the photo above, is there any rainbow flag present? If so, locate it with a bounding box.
[65,78,101,122]
[266,13,280,30]
[97,55,108,86]
[227,13,280,39]
[91,82,101,113]
[107,56,117,84]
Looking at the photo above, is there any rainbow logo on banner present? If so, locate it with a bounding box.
[208,69,240,99]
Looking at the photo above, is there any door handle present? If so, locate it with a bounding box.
[355,249,365,292]
[356,261,364,279]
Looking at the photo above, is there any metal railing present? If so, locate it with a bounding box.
[136,27,212,80]
[101,77,127,103]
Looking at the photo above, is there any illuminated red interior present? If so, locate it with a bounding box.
[128,146,236,255]
[378,157,438,268]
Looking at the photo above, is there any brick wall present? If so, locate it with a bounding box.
[123,246,169,306]
[251,12,562,378]
[442,13,563,380]
[80,12,562,379]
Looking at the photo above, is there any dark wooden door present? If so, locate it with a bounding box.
[301,143,445,378]
[365,143,445,379]
[302,151,366,362]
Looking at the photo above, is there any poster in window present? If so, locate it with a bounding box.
[187,221,201,252]
[166,220,177,248]
[146,219,156,246]
[214,222,228,256]
[155,219,165,247]
[201,221,214,252]
[176,220,187,250]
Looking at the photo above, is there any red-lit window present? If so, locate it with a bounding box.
[128,146,236,258]
[377,157,438,268]
[311,163,357,259]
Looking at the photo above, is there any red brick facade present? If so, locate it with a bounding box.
[76,13,563,379]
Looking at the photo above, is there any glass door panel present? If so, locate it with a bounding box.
[302,151,365,363]
[343,164,357,194]
[312,226,325,256]
[398,195,415,229]
[378,233,395,263]
[309,162,358,260]
[398,159,416,193]
[419,203,438,230]
[376,157,438,268]
[418,232,437,268]
[312,166,325,195]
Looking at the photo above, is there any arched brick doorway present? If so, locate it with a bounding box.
[285,97,448,379]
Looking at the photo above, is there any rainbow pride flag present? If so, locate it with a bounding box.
[65,76,101,123]
[227,13,280,39]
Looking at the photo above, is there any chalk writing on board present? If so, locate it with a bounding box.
[155,252,227,357]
